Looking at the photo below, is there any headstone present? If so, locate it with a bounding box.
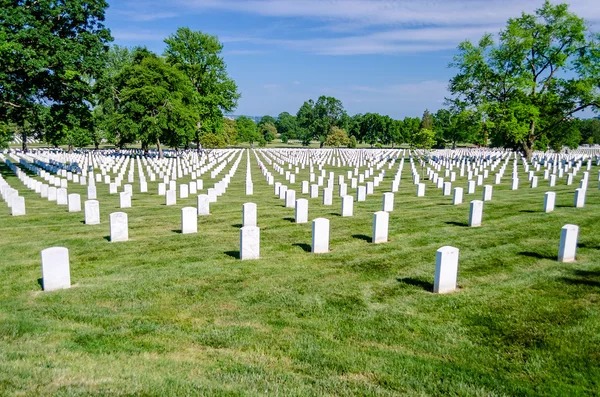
[240,226,260,260]
[544,192,556,213]
[356,186,366,202]
[181,207,198,234]
[158,183,166,196]
[285,189,296,208]
[434,246,459,294]
[84,200,100,224]
[574,188,585,208]
[56,188,68,205]
[166,190,177,206]
[469,200,483,227]
[531,176,538,188]
[197,194,210,215]
[372,211,389,244]
[416,183,425,197]
[119,192,132,208]
[87,185,97,200]
[341,195,353,217]
[295,198,308,223]
[558,224,579,263]
[467,180,475,194]
[442,182,452,196]
[180,184,189,199]
[68,193,81,212]
[242,202,257,227]
[453,187,463,205]
[482,185,493,201]
[312,218,330,254]
[310,184,319,198]
[382,192,394,212]
[40,247,70,291]
[323,188,333,205]
[11,196,25,216]
[109,212,129,242]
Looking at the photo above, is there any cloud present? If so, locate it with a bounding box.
[113,10,179,22]
[292,81,301,85]
[111,29,167,42]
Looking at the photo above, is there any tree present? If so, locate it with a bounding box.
[164,27,240,151]
[0,0,112,152]
[360,113,386,146]
[0,121,13,149]
[412,129,436,149]
[325,126,350,147]
[276,112,298,143]
[236,116,262,146]
[221,117,237,145]
[449,1,600,159]
[200,132,227,148]
[259,122,277,144]
[258,115,277,127]
[112,51,198,158]
[420,109,434,131]
[434,107,481,149]
[578,118,600,145]
[297,96,348,147]
[402,117,421,147]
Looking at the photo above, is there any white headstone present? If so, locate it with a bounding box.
[558,224,579,263]
[382,192,394,212]
[416,183,425,197]
[68,193,81,212]
[285,189,296,208]
[180,184,189,199]
[181,207,198,234]
[434,246,459,294]
[312,218,330,254]
[323,188,333,206]
[240,226,260,260]
[341,195,353,217]
[356,186,366,202]
[166,190,177,206]
[295,198,308,223]
[109,212,129,242]
[469,200,483,227]
[84,200,100,225]
[242,202,257,227]
[197,194,210,215]
[56,188,68,205]
[482,185,493,201]
[119,192,132,208]
[453,187,463,205]
[574,188,585,208]
[372,211,389,244]
[87,185,97,199]
[40,247,70,291]
[11,196,26,216]
[544,192,556,213]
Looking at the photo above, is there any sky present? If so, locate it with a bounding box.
[105,0,600,119]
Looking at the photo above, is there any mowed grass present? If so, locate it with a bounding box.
[1,151,599,396]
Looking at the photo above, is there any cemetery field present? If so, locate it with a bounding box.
[1,150,600,396]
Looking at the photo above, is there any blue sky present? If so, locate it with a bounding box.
[106,0,599,119]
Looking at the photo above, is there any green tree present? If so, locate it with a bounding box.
[164,27,240,151]
[112,51,198,157]
[221,117,237,145]
[0,0,112,152]
[0,121,13,148]
[260,122,277,144]
[412,129,436,149]
[297,96,348,147]
[420,109,434,131]
[348,135,358,148]
[578,118,600,144]
[200,132,227,148]
[325,126,350,147]
[236,116,261,147]
[402,117,421,147]
[276,112,298,143]
[449,1,600,159]
[258,115,277,127]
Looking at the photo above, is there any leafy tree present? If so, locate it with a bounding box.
[389,119,404,147]
[112,51,198,157]
[236,116,262,146]
[260,122,277,144]
[297,96,348,147]
[0,0,112,151]
[434,107,482,149]
[200,132,227,148]
[347,114,363,141]
[258,115,277,127]
[412,129,436,149]
[360,113,385,146]
[578,118,600,144]
[0,121,13,148]
[164,27,240,151]
[348,135,358,148]
[221,117,237,145]
[449,1,600,158]
[420,109,434,131]
[276,112,298,143]
[402,117,421,147]
[325,126,350,147]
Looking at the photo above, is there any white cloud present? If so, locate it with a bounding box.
[111,29,167,41]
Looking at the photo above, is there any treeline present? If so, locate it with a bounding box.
[1,1,598,156]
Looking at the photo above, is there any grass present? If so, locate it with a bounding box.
[1,150,599,396]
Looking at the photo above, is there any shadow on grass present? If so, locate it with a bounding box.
[37,278,43,290]
[352,234,371,243]
[171,229,182,234]
[560,269,600,287]
[224,250,239,259]
[103,236,111,242]
[519,210,537,213]
[283,217,295,223]
[396,277,433,292]
[519,251,555,260]
[445,221,468,227]
[231,223,242,228]
[328,212,341,217]
[556,204,573,208]
[579,242,600,250]
[292,243,311,252]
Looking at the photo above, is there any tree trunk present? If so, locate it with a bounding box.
[95,141,99,150]
[522,120,536,160]
[452,139,457,150]
[196,133,201,153]
[157,137,163,159]
[68,145,74,153]
[20,127,27,152]
[320,141,325,148]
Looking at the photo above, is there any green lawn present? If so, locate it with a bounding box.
[1,150,599,396]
